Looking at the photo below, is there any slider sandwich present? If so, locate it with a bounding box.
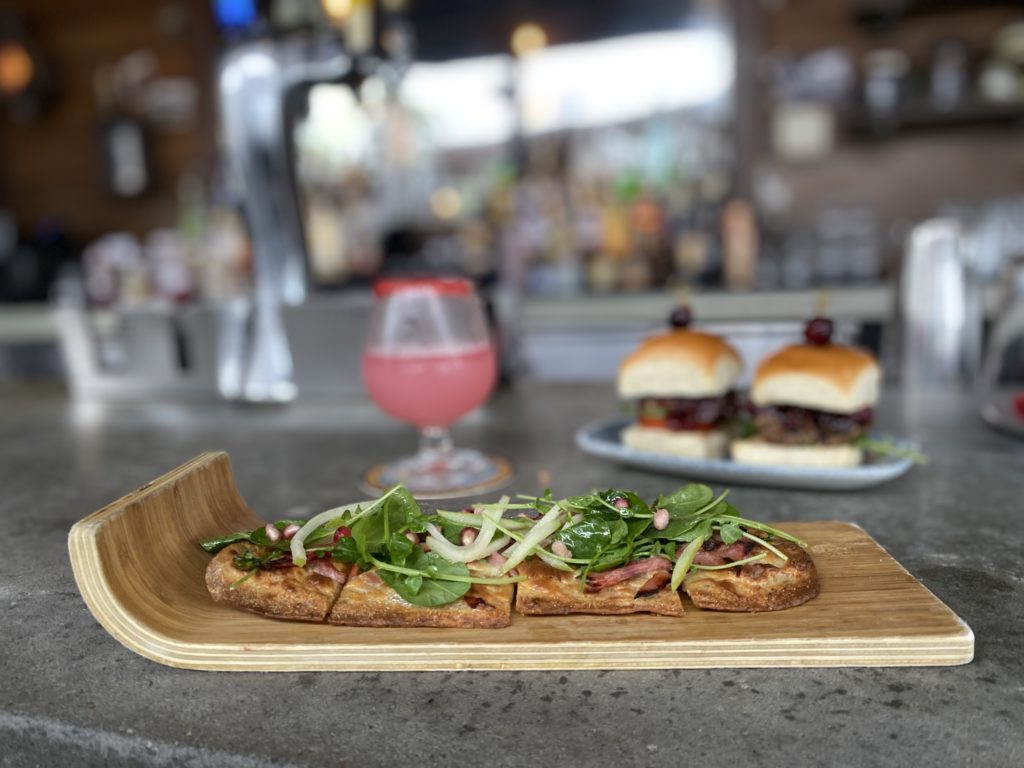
[731,317,879,467]
[618,308,742,460]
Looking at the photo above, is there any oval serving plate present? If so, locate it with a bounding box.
[575,417,918,491]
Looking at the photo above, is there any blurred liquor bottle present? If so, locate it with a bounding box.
[94,68,152,200]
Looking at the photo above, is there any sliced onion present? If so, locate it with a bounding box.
[290,486,399,567]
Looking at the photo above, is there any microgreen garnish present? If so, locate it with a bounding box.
[854,436,928,464]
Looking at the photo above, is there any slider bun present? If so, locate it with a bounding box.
[730,438,862,468]
[618,330,741,399]
[622,425,728,459]
[751,344,879,414]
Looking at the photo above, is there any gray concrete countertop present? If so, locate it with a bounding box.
[1,383,1022,767]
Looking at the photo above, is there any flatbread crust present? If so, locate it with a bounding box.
[515,559,683,616]
[683,540,819,612]
[205,544,342,622]
[328,563,513,628]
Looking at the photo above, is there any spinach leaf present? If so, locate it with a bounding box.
[351,493,425,553]
[554,517,627,560]
[435,516,466,544]
[657,516,715,542]
[563,493,601,510]
[581,516,652,573]
[655,484,714,518]
[330,535,363,564]
[598,489,651,518]
[588,542,634,573]
[404,574,424,595]
[386,531,415,565]
[377,550,471,607]
[387,487,429,533]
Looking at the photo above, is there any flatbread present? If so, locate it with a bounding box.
[683,540,819,612]
[328,563,513,628]
[514,559,683,617]
[205,544,342,622]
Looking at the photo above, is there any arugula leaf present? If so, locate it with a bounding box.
[250,520,307,547]
[199,518,308,554]
[199,531,251,554]
[718,521,744,545]
[376,550,472,607]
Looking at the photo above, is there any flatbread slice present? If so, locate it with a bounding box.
[328,563,513,628]
[514,559,683,617]
[683,540,819,612]
[205,544,343,622]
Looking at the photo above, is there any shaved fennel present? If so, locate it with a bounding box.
[499,503,566,574]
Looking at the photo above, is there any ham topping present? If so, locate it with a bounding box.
[305,558,349,584]
[585,556,672,593]
[635,571,670,597]
[691,540,754,566]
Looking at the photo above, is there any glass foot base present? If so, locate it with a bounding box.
[362,449,514,499]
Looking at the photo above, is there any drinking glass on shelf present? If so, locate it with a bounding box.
[361,277,512,498]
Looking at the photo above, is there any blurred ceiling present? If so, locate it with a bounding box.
[406,0,699,61]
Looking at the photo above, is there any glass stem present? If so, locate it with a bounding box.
[418,426,453,460]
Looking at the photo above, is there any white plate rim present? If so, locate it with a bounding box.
[575,417,918,491]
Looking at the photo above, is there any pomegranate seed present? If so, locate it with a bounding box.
[804,317,834,345]
[613,497,630,509]
[488,551,507,567]
[333,526,352,543]
[282,524,301,540]
[551,540,573,558]
[461,528,477,546]
[652,508,670,530]
[264,523,282,543]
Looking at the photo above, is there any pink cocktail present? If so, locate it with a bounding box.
[360,277,510,497]
[363,344,496,429]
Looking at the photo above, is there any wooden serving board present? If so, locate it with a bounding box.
[68,453,974,671]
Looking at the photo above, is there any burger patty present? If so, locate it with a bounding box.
[637,393,739,431]
[752,405,872,445]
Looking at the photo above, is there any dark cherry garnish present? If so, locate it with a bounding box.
[804,316,834,345]
[669,306,692,329]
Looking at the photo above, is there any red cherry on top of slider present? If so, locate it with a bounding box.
[804,316,834,345]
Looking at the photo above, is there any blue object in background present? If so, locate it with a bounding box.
[214,0,257,29]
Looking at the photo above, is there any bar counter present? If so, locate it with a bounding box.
[2,382,1021,767]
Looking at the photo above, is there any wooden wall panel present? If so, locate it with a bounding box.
[0,0,216,241]
[761,0,1024,223]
